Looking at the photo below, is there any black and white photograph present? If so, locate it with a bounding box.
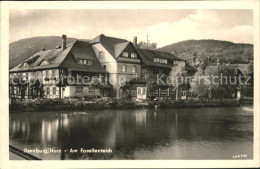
[0,0,259,168]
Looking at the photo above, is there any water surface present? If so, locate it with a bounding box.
[9,106,253,160]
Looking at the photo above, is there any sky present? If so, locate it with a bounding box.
[9,9,253,47]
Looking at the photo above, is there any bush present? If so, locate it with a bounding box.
[112,98,136,108]
[158,99,240,108]
[9,97,240,113]
[9,98,108,112]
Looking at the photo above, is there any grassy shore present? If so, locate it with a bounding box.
[9,98,240,113]
[9,98,240,112]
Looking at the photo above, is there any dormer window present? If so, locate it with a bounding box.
[131,53,137,59]
[87,60,92,65]
[180,61,186,66]
[21,62,29,67]
[173,60,179,65]
[154,58,160,63]
[78,59,92,65]
[160,59,167,64]
[40,60,49,65]
[122,52,128,57]
[78,59,84,64]
[99,51,103,59]
[154,58,167,64]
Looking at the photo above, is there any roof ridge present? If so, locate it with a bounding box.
[114,41,130,45]
[102,35,128,42]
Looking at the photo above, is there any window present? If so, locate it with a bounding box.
[76,87,83,95]
[78,59,92,65]
[51,70,55,78]
[122,65,127,73]
[88,86,95,95]
[78,59,83,64]
[154,58,167,64]
[17,87,20,96]
[53,87,56,95]
[142,88,146,95]
[154,58,160,63]
[122,52,128,57]
[131,90,137,97]
[173,60,179,65]
[99,51,103,59]
[36,71,42,78]
[22,63,29,67]
[45,70,49,78]
[137,88,141,95]
[87,60,92,65]
[103,65,106,70]
[40,60,49,65]
[132,66,137,73]
[160,59,167,64]
[182,91,186,96]
[179,61,185,66]
[79,59,83,64]
[131,53,137,58]
[46,87,50,95]
[153,68,158,74]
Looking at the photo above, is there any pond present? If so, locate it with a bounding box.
[9,106,253,160]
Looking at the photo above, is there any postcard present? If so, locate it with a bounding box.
[0,0,259,168]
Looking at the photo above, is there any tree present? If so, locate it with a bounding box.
[137,41,157,50]
[190,67,210,99]
[29,78,42,98]
[204,64,236,99]
[169,64,187,100]
[90,77,104,99]
[121,82,130,98]
[147,82,159,99]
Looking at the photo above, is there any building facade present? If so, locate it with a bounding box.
[9,34,197,99]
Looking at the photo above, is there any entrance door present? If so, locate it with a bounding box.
[137,87,147,99]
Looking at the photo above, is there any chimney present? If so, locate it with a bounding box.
[62,34,67,50]
[133,36,137,47]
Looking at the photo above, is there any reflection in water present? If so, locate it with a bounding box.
[41,119,58,145]
[10,107,253,160]
[135,109,147,126]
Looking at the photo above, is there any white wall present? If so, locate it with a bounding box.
[64,86,71,97]
[91,44,117,74]
[63,86,100,98]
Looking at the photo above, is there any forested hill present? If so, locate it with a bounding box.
[9,36,88,69]
[158,39,253,66]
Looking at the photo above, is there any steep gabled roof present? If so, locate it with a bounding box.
[70,40,95,60]
[114,42,130,58]
[136,48,196,71]
[10,42,74,72]
[60,41,107,73]
[90,34,128,57]
[136,48,176,68]
[10,40,107,74]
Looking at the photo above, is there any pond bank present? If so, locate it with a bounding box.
[9,98,241,113]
